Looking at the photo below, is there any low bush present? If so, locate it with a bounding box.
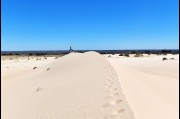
[162,57,167,60]
[169,58,175,60]
[119,53,124,56]
[33,67,37,69]
[124,53,130,57]
[134,53,143,57]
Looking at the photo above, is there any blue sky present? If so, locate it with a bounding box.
[2,0,179,51]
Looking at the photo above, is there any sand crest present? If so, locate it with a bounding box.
[2,52,135,119]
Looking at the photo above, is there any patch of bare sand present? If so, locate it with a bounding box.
[2,52,135,119]
[108,54,179,119]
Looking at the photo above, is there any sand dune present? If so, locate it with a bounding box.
[2,52,135,119]
[108,54,179,119]
[2,52,178,119]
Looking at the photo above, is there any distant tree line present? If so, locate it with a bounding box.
[99,49,178,55]
[1,53,47,56]
[1,53,19,56]
[29,53,47,56]
[1,49,178,56]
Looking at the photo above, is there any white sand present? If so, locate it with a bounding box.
[1,52,135,119]
[2,53,179,119]
[107,54,179,119]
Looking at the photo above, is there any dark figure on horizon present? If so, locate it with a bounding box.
[69,46,73,53]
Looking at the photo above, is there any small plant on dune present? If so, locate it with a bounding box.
[35,87,42,92]
[134,53,143,57]
[162,57,167,61]
[124,53,130,57]
[169,58,175,60]
[47,68,50,70]
[108,55,111,58]
[119,53,124,56]
[33,67,37,69]
[44,57,47,59]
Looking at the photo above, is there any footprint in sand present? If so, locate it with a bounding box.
[107,85,113,88]
[105,82,112,86]
[110,93,119,97]
[106,79,113,83]
[107,74,113,78]
[108,88,114,92]
[106,93,119,98]
[103,99,123,108]
[35,87,42,93]
[106,81,113,86]
[110,99,123,105]
[103,116,108,119]
[108,88,118,92]
[102,103,112,108]
[109,109,125,117]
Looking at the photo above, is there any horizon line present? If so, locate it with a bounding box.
[1,48,179,52]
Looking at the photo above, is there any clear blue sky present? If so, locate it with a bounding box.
[2,0,179,51]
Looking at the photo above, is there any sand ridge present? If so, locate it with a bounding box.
[2,52,135,119]
[2,52,178,119]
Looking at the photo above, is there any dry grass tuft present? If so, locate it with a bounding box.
[33,67,37,69]
[134,53,143,57]
[169,58,175,60]
[124,53,130,57]
[162,57,168,61]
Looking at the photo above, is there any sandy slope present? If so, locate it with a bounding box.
[107,54,179,119]
[1,56,56,80]
[1,52,135,119]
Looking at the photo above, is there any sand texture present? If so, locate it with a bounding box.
[2,52,135,119]
[107,54,179,119]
